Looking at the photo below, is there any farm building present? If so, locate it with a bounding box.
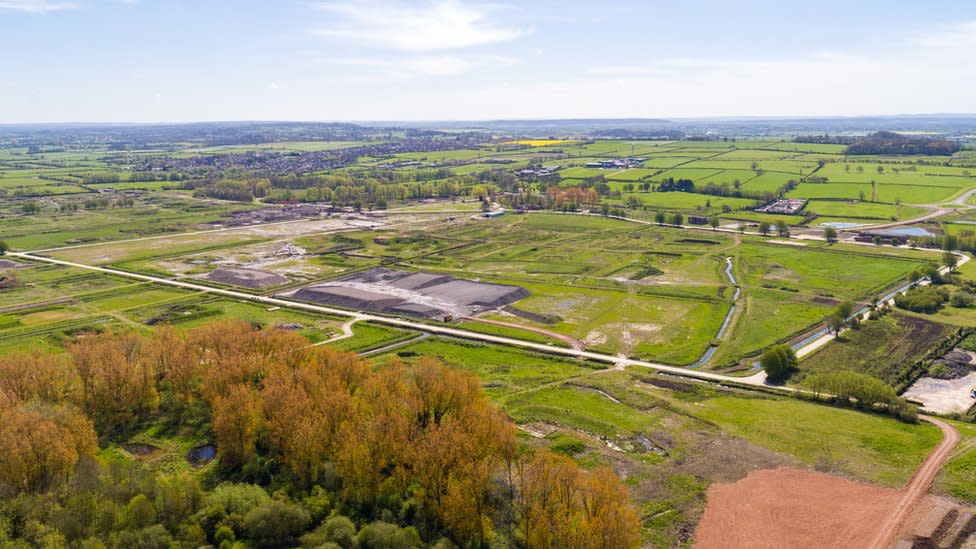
[755,198,808,215]
[853,231,908,246]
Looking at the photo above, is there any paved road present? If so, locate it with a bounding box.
[868,416,961,549]
[8,250,771,389]
[854,187,976,232]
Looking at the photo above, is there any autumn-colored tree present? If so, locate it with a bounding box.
[400,358,516,544]
[189,320,310,402]
[517,451,640,549]
[0,351,78,404]
[68,332,158,434]
[0,402,97,493]
[576,467,641,549]
[212,384,264,469]
[144,326,199,406]
[262,347,370,486]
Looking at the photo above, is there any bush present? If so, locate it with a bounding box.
[951,290,975,308]
[111,525,172,549]
[322,516,357,549]
[895,285,950,313]
[207,483,271,517]
[357,521,422,549]
[546,433,586,456]
[243,500,311,548]
[760,344,797,381]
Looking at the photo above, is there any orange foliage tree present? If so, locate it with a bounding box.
[517,450,641,549]
[0,402,97,494]
[68,332,158,435]
[0,320,641,547]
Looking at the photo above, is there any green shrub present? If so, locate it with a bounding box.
[761,344,797,381]
[546,432,586,455]
[357,521,422,549]
[895,285,950,313]
[207,483,271,517]
[322,516,357,549]
[243,500,310,548]
[951,290,975,308]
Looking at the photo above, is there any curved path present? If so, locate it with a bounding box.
[868,415,961,549]
[463,316,584,350]
[854,187,976,232]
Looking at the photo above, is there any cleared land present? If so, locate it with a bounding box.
[695,467,904,549]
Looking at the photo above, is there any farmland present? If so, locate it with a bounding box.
[1,123,975,548]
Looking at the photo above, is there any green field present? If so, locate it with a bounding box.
[795,314,953,387]
[2,130,971,548]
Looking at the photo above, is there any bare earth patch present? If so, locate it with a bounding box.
[694,467,902,549]
[903,372,976,415]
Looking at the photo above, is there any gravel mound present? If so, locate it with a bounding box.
[286,268,528,319]
[205,267,288,289]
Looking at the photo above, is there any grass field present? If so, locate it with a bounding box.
[795,314,953,387]
[682,394,942,486]
[935,421,976,503]
[736,241,928,299]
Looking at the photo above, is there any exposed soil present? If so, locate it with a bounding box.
[694,467,903,549]
[204,267,288,289]
[0,274,19,289]
[678,434,794,484]
[287,267,528,319]
[123,443,160,456]
[904,372,976,415]
[469,316,582,349]
[696,418,962,549]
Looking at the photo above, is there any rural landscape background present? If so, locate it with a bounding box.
[3,1,976,548]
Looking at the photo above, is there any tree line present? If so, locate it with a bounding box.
[0,321,639,548]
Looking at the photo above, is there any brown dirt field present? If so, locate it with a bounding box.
[678,434,795,484]
[694,467,903,549]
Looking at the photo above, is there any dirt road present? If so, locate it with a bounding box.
[463,316,584,350]
[695,416,961,549]
[868,415,961,549]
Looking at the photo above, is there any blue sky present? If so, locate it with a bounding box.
[2,0,975,122]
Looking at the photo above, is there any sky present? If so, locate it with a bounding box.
[2,0,976,123]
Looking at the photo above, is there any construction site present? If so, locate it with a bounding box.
[283,267,530,320]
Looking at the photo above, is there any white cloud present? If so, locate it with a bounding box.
[269,82,280,90]
[586,65,663,76]
[315,0,525,51]
[0,0,74,13]
[402,55,469,75]
[326,52,514,78]
[915,19,976,48]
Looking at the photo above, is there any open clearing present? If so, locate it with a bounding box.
[695,467,903,549]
